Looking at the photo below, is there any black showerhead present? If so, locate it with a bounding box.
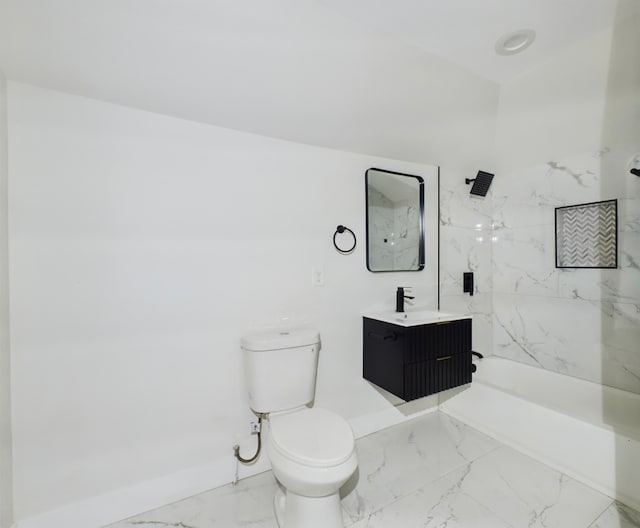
[465,171,494,197]
[631,168,640,177]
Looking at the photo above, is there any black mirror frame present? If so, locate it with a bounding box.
[365,167,425,273]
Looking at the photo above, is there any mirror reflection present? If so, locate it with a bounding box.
[365,168,424,272]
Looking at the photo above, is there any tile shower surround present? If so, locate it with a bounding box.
[106,412,640,528]
[439,150,640,395]
[438,166,494,368]
[492,150,640,394]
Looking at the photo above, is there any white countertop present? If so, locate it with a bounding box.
[363,309,472,327]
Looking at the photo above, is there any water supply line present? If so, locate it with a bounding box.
[232,414,264,484]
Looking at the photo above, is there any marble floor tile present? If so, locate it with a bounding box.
[589,501,640,528]
[457,446,613,528]
[348,469,514,528]
[106,411,640,528]
[341,411,501,522]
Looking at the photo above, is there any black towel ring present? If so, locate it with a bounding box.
[333,225,356,254]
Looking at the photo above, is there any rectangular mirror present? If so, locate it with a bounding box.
[365,168,425,272]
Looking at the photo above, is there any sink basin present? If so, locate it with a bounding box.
[363,309,471,327]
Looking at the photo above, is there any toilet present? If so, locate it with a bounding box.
[241,326,358,528]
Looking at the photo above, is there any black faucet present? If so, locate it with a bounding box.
[396,287,415,313]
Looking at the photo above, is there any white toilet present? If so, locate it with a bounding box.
[241,326,358,528]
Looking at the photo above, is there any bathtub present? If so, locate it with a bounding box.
[439,356,640,511]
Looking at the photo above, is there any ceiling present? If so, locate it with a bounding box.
[0,0,620,162]
[319,0,617,83]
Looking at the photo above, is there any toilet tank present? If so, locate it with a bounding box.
[241,327,320,414]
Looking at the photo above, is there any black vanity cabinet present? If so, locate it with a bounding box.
[363,317,473,401]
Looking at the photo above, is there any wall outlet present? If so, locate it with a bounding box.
[311,266,324,287]
[250,420,261,434]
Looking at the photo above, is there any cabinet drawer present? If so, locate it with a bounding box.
[404,351,473,401]
[404,319,471,363]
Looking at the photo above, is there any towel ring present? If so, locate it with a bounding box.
[333,225,356,254]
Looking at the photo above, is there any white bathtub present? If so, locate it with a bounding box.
[439,356,640,511]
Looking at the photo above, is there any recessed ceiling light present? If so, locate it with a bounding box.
[495,29,536,56]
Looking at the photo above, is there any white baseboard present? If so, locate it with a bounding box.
[14,401,438,528]
[14,455,271,528]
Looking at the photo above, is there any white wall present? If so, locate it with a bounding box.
[7,82,445,524]
[0,69,13,528]
[493,0,640,393]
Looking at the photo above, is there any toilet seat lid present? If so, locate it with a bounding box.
[269,407,355,468]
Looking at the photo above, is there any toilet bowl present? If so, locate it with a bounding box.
[241,327,358,528]
[268,407,357,527]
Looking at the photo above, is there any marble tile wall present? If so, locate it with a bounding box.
[439,167,493,357]
[492,150,640,394]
